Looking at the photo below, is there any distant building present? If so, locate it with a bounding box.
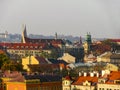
[110,53,120,67]
[21,25,65,49]
[58,53,76,63]
[97,52,112,62]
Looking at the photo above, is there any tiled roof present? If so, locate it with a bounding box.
[108,71,120,80]
[105,71,120,84]
[72,76,98,85]
[35,56,48,64]
[48,59,68,65]
[64,76,72,80]
[24,37,65,44]
[24,74,62,82]
[0,42,53,50]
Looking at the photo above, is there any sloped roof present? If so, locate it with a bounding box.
[24,74,62,82]
[106,71,120,84]
[35,56,48,64]
[24,37,65,44]
[72,76,98,85]
[48,59,68,65]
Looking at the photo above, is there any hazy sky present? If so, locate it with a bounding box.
[0,0,120,38]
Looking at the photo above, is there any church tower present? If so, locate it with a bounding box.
[21,24,27,43]
[83,32,92,54]
[55,32,58,40]
[86,32,92,44]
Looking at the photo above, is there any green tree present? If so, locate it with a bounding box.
[1,61,23,71]
[0,53,9,69]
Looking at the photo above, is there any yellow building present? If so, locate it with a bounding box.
[58,53,75,63]
[1,71,62,90]
[97,52,112,62]
[105,63,118,71]
[22,56,48,71]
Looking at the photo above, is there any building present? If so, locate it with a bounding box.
[97,52,112,62]
[21,25,65,49]
[0,71,62,90]
[71,72,98,90]
[58,53,76,63]
[83,32,92,54]
[62,76,72,90]
[22,56,48,71]
[97,71,120,90]
[110,53,120,67]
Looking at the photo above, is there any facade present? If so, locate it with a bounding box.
[110,53,120,67]
[0,42,52,59]
[62,76,72,90]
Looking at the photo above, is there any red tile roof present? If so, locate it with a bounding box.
[72,76,98,85]
[0,42,55,50]
[110,39,120,42]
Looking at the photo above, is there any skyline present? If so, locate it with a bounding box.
[0,0,120,38]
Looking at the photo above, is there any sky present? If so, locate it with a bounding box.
[0,0,120,38]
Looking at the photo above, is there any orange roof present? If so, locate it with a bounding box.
[108,71,120,80]
[72,76,98,85]
[104,71,120,84]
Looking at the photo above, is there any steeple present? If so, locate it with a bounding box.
[21,24,27,43]
[55,32,57,40]
[23,24,27,37]
[79,36,82,45]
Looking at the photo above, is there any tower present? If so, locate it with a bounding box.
[86,32,92,44]
[21,24,27,43]
[55,32,57,40]
[84,32,92,54]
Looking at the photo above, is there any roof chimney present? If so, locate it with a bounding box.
[84,72,87,77]
[90,72,94,77]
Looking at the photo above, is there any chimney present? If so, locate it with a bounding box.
[90,72,94,77]
[84,72,87,77]
[96,73,99,77]
[79,72,82,76]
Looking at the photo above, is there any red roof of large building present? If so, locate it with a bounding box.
[0,42,57,50]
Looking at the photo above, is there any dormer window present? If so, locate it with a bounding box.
[17,46,19,48]
[30,46,33,48]
[25,46,28,48]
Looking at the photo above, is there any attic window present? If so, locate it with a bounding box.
[25,46,28,48]
[17,46,19,48]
